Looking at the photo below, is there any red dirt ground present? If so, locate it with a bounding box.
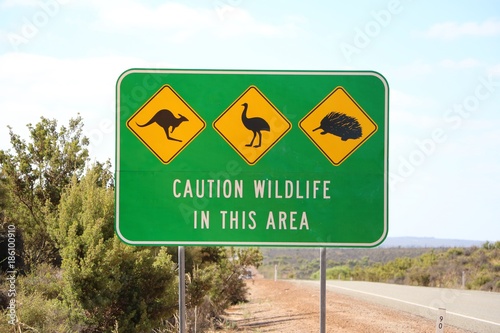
[219,279,473,333]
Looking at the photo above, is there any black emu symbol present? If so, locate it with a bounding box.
[241,103,270,148]
[137,109,188,142]
[313,112,362,141]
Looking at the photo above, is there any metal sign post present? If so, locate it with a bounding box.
[178,246,186,333]
[320,248,327,333]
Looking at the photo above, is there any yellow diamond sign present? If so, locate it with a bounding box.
[299,87,377,166]
[127,85,205,164]
[213,86,291,165]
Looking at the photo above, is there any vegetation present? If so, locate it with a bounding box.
[1,117,89,271]
[350,243,500,291]
[0,116,262,332]
[261,244,500,292]
[259,247,435,280]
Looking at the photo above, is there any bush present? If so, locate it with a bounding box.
[311,265,351,280]
[446,248,464,258]
[19,263,61,300]
[468,273,493,291]
[13,291,72,332]
[51,166,178,332]
[408,267,431,287]
[0,270,73,333]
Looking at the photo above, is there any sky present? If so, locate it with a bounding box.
[0,0,499,242]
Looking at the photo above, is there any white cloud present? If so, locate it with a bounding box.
[84,0,300,42]
[390,60,433,78]
[0,52,144,107]
[389,89,443,155]
[441,121,500,157]
[0,52,158,161]
[0,0,40,8]
[215,8,301,38]
[391,89,440,118]
[439,58,481,69]
[91,1,212,31]
[423,19,500,40]
[488,63,500,76]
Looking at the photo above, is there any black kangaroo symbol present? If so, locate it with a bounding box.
[241,103,270,148]
[137,109,188,142]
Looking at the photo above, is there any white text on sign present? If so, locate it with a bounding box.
[172,179,331,199]
[172,178,332,232]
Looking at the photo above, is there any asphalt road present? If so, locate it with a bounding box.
[296,280,500,333]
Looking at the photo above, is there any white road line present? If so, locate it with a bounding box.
[329,284,500,327]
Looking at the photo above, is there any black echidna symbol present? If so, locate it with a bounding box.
[313,112,362,141]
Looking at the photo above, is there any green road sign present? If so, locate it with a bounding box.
[116,69,389,247]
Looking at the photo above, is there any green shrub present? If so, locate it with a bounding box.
[51,166,178,332]
[311,265,352,280]
[0,285,73,333]
[19,263,61,300]
[471,273,492,290]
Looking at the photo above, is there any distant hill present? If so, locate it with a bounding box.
[381,237,484,248]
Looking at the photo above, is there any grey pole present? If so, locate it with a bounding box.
[320,247,326,333]
[179,246,186,333]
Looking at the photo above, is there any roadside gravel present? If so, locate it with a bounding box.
[219,279,474,333]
